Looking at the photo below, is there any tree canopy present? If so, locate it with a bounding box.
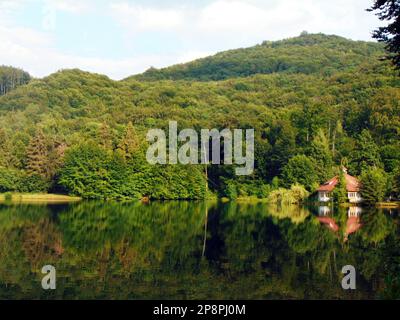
[0,34,398,201]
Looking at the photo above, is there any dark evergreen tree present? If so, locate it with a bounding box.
[26,129,49,179]
[117,122,139,160]
[368,0,400,70]
[310,129,334,181]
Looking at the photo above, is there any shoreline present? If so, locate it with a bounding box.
[0,193,399,208]
[0,193,82,203]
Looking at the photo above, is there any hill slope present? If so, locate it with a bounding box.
[0,34,398,200]
[129,33,385,81]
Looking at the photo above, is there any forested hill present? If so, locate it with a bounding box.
[0,33,398,201]
[129,33,385,81]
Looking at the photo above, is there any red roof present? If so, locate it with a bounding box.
[317,173,360,192]
[345,217,362,236]
[317,217,339,232]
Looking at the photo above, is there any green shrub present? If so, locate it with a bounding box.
[19,174,50,193]
[0,167,19,192]
[4,192,12,201]
[268,184,309,205]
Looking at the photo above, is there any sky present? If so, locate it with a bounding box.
[0,0,384,80]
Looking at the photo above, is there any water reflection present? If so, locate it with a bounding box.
[316,206,363,240]
[0,201,398,300]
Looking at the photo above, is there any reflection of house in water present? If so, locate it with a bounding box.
[317,207,339,232]
[345,207,362,241]
[317,168,362,203]
[318,206,331,216]
[317,206,363,240]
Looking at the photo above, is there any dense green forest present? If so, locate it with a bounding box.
[132,33,385,81]
[0,33,399,201]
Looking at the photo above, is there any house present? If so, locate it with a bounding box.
[317,168,362,203]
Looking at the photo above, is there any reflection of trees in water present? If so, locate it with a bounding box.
[22,219,63,269]
[360,209,395,245]
[0,202,399,299]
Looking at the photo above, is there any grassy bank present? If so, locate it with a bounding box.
[0,193,82,203]
[376,202,400,208]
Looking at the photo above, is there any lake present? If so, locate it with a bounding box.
[0,201,399,300]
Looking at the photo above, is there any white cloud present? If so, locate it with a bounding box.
[194,0,381,42]
[44,0,90,14]
[110,0,383,53]
[111,2,184,31]
[198,1,268,32]
[0,21,192,79]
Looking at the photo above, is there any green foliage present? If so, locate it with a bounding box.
[380,144,400,173]
[0,34,397,199]
[19,174,50,193]
[0,66,31,96]
[0,167,49,193]
[59,142,207,200]
[224,180,238,200]
[394,170,400,198]
[360,167,388,205]
[3,192,12,201]
[332,170,347,204]
[350,130,383,175]
[26,129,49,179]
[132,34,384,81]
[360,209,395,244]
[369,0,400,70]
[117,121,140,160]
[309,129,334,181]
[59,143,122,199]
[0,167,20,192]
[286,219,321,254]
[268,184,309,205]
[282,155,319,191]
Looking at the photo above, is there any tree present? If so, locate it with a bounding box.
[117,122,139,160]
[360,167,388,205]
[282,155,319,191]
[393,169,400,198]
[310,129,334,181]
[26,129,49,179]
[350,130,382,175]
[58,143,116,199]
[0,66,31,95]
[332,169,347,204]
[99,123,113,150]
[368,0,400,70]
[267,119,297,178]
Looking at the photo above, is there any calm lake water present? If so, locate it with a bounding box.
[0,201,399,300]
